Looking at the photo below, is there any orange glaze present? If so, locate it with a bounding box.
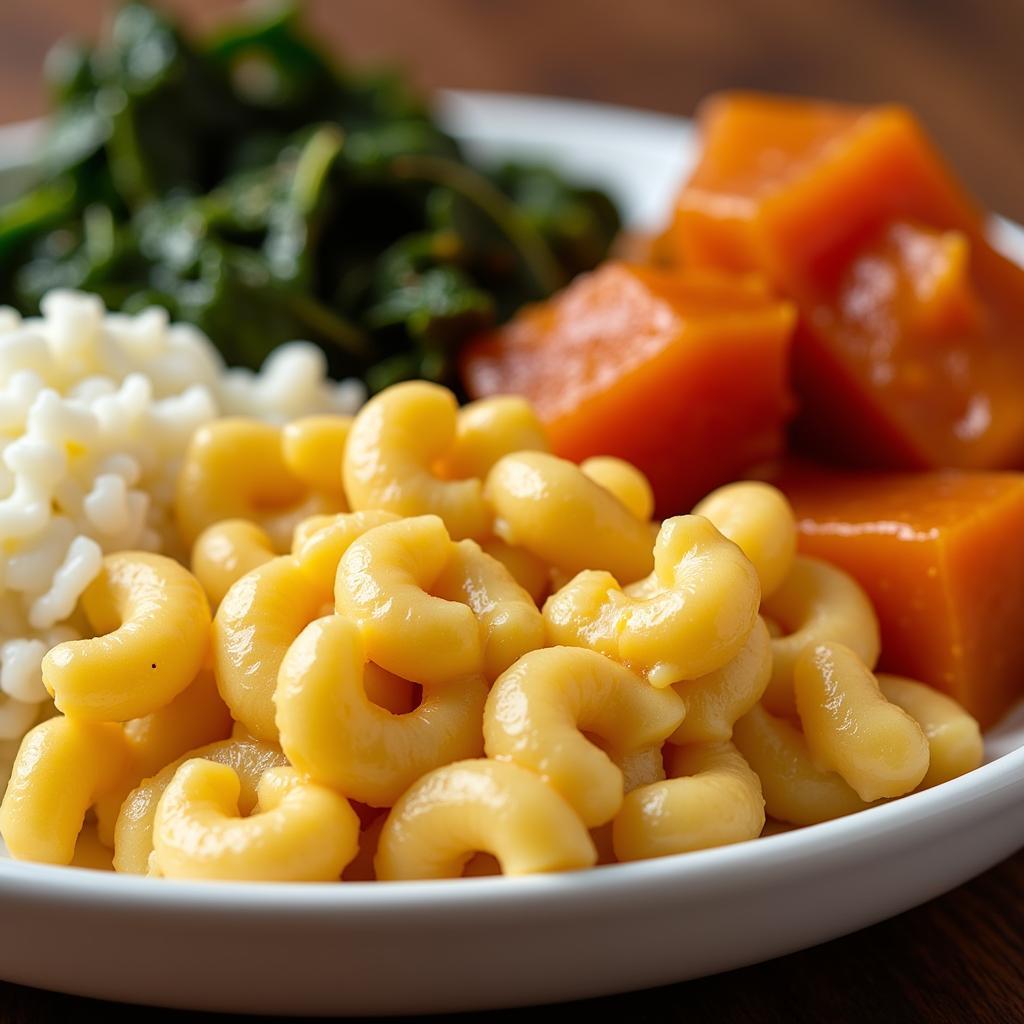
[659,92,984,293]
[776,464,1024,726]
[789,219,1024,469]
[660,92,1024,472]
[461,261,795,516]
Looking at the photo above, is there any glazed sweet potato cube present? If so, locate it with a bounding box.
[460,262,795,516]
[662,92,1024,471]
[661,92,984,291]
[778,465,1024,726]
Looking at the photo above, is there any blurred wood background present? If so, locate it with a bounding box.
[1,0,1023,220]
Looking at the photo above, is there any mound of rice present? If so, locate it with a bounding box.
[0,289,364,745]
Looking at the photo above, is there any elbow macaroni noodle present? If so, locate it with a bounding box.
[214,555,332,742]
[152,761,359,882]
[485,451,655,583]
[42,552,211,721]
[876,675,983,789]
[276,615,487,807]
[579,456,655,522]
[93,667,233,845]
[281,416,353,495]
[375,760,597,880]
[794,642,929,802]
[483,647,685,826]
[761,555,881,717]
[669,616,773,745]
[0,717,131,864]
[0,376,986,881]
[692,482,797,599]
[191,519,276,608]
[335,515,485,686]
[441,396,550,481]
[176,418,348,551]
[613,741,765,862]
[432,539,545,681]
[113,737,289,874]
[544,515,760,687]
[731,703,873,825]
[343,382,491,540]
[478,537,551,606]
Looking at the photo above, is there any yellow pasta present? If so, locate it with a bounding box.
[543,515,760,687]
[113,737,288,875]
[276,615,487,806]
[152,762,358,882]
[483,647,685,826]
[280,415,352,495]
[199,511,406,737]
[191,519,277,607]
[670,616,773,744]
[485,451,654,583]
[616,746,666,792]
[343,813,387,882]
[375,759,596,880]
[0,373,988,882]
[582,748,668,865]
[291,510,400,591]
[290,513,340,553]
[479,537,551,606]
[692,481,797,598]
[432,539,545,681]
[573,749,670,866]
[761,555,881,717]
[877,675,984,790]
[0,718,132,864]
[794,643,929,801]
[441,395,550,480]
[335,515,483,686]
[94,668,234,845]
[343,381,490,540]
[214,509,407,742]
[176,419,345,550]
[213,555,330,741]
[732,703,872,825]
[43,552,211,721]
[579,456,655,522]
[70,824,115,872]
[613,742,764,862]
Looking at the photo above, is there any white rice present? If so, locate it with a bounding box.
[0,289,365,744]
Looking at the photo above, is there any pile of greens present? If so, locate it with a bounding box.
[0,2,619,391]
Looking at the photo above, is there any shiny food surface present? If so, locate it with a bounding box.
[780,468,1024,725]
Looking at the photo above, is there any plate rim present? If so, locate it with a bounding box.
[0,720,1019,913]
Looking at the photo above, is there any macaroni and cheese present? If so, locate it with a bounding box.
[0,378,985,882]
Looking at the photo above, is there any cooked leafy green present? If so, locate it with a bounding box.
[0,2,620,390]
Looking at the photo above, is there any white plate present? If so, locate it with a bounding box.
[0,91,1022,1017]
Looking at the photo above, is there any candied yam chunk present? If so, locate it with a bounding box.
[777,465,1024,727]
[460,262,795,516]
[789,220,1024,469]
[661,92,984,290]
[662,92,1024,471]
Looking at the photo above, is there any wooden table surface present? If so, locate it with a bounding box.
[0,2,1022,1021]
